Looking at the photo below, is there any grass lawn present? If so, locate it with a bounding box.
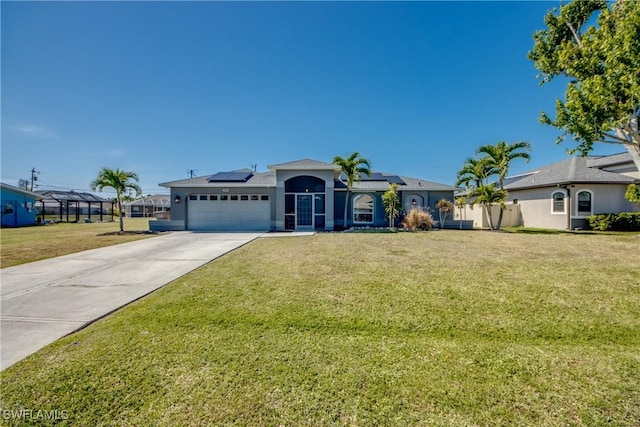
[0,218,157,268]
[1,231,638,425]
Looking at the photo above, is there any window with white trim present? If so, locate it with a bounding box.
[353,194,374,223]
[576,190,593,216]
[552,191,565,213]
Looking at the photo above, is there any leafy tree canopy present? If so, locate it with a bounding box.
[529,0,640,169]
[625,183,640,207]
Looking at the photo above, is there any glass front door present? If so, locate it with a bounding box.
[296,194,313,229]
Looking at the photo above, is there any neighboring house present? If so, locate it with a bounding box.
[151,158,458,231]
[1,183,43,227]
[123,195,171,219]
[502,152,639,230]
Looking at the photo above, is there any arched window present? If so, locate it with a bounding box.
[552,191,565,213]
[285,176,325,193]
[576,190,593,216]
[353,194,374,223]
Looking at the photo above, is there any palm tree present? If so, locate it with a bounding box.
[470,183,507,231]
[456,157,498,231]
[90,167,142,232]
[476,141,531,229]
[333,152,371,229]
[455,157,494,190]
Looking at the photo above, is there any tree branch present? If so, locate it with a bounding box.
[565,21,583,49]
[600,131,639,146]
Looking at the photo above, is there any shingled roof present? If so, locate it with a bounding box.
[503,155,636,191]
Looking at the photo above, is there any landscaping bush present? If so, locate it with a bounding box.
[402,207,435,230]
[587,212,640,231]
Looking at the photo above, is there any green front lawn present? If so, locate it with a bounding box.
[0,218,157,268]
[1,231,638,425]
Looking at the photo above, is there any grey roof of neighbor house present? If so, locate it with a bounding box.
[503,153,637,191]
[126,195,170,206]
[159,159,459,192]
[586,152,633,168]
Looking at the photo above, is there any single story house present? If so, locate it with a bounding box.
[151,158,458,232]
[1,183,43,227]
[123,195,171,219]
[502,152,639,230]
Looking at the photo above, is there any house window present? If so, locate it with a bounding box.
[261,195,269,201]
[189,195,197,201]
[230,195,238,201]
[220,195,228,201]
[240,195,249,201]
[251,195,259,201]
[577,191,592,215]
[552,191,565,213]
[210,195,218,201]
[353,194,374,223]
[199,195,207,201]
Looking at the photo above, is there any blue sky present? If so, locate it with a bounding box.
[1,1,624,197]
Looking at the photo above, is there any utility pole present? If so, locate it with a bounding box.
[30,168,39,191]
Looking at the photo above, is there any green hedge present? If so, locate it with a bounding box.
[587,212,640,231]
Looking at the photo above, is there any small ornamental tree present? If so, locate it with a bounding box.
[455,196,467,229]
[382,183,401,228]
[625,183,640,207]
[436,199,454,229]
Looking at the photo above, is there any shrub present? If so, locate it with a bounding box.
[402,208,435,231]
[587,212,640,231]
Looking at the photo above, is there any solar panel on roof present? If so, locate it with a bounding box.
[359,172,387,181]
[386,175,406,185]
[207,171,254,182]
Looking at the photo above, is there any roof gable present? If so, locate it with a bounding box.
[268,158,341,171]
[504,156,635,190]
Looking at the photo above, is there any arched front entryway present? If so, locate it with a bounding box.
[284,176,326,230]
[405,194,424,211]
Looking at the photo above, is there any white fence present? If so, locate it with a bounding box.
[452,203,521,229]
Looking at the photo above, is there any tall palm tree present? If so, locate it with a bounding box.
[456,157,497,230]
[476,141,531,229]
[456,157,494,189]
[470,183,507,231]
[90,167,142,232]
[333,152,371,229]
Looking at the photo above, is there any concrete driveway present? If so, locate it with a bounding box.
[0,231,263,371]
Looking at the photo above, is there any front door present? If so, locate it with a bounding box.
[296,194,313,230]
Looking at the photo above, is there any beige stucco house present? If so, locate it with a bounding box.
[502,152,639,230]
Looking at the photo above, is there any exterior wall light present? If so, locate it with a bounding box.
[174,195,181,204]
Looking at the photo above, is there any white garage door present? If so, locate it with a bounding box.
[187,194,271,231]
